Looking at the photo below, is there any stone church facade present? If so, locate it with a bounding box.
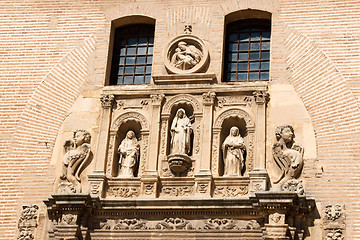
[0,0,359,239]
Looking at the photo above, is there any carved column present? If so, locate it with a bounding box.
[249,91,269,192]
[194,92,215,197]
[89,94,114,198]
[141,94,164,197]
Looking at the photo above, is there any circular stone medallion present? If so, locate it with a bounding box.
[164,34,209,74]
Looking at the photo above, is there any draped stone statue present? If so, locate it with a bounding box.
[272,125,304,184]
[170,108,192,155]
[222,126,246,177]
[171,41,203,70]
[118,130,140,177]
[58,129,91,193]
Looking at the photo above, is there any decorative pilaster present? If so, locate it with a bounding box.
[323,204,345,240]
[253,90,269,169]
[18,205,39,240]
[194,92,215,197]
[95,94,115,174]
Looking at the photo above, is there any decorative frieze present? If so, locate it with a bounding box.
[161,186,194,197]
[107,187,140,198]
[155,218,194,230]
[213,186,248,197]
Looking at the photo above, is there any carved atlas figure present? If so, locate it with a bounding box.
[170,108,192,155]
[272,125,304,184]
[222,126,246,176]
[118,130,140,177]
[60,129,91,193]
[171,41,203,70]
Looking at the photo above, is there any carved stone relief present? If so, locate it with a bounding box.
[281,179,305,195]
[100,219,147,230]
[164,35,209,74]
[100,94,115,108]
[217,96,253,108]
[155,218,194,230]
[272,125,304,184]
[323,204,345,240]
[161,186,194,197]
[18,205,39,240]
[107,187,140,198]
[61,214,77,225]
[57,129,91,193]
[213,186,248,197]
[115,99,149,110]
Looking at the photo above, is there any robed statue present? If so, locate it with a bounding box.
[170,108,192,155]
[118,130,140,177]
[222,126,246,177]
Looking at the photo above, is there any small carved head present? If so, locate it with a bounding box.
[126,130,135,139]
[275,125,295,143]
[178,41,187,50]
[73,129,91,146]
[176,108,186,118]
[230,126,239,137]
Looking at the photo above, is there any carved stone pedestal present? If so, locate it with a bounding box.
[249,169,269,192]
[88,170,106,198]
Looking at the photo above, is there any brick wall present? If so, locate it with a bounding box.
[0,0,359,239]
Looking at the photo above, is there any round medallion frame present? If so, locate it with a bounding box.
[164,34,209,74]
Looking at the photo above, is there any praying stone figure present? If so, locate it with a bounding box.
[170,108,192,155]
[118,130,140,177]
[171,41,203,70]
[222,126,246,177]
[272,125,304,184]
[59,129,91,193]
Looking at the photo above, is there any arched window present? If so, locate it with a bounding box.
[110,24,154,85]
[224,19,270,82]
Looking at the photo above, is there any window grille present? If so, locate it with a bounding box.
[110,24,154,85]
[224,19,271,82]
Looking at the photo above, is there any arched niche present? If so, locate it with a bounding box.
[212,108,255,177]
[106,112,149,178]
[162,94,201,115]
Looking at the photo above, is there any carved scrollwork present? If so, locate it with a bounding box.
[140,136,149,175]
[245,220,261,230]
[202,91,216,105]
[106,134,116,176]
[217,96,253,108]
[211,133,219,175]
[197,183,208,194]
[107,187,140,198]
[213,186,248,197]
[325,229,343,240]
[100,219,147,230]
[161,186,193,197]
[253,90,269,104]
[155,218,194,230]
[162,94,201,115]
[144,184,154,195]
[203,218,237,230]
[61,214,77,225]
[281,179,305,195]
[325,204,343,221]
[18,205,39,240]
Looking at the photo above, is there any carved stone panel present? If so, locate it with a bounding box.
[18,205,39,240]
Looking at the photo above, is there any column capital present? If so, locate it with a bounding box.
[150,94,165,106]
[253,90,269,105]
[100,94,115,109]
[202,91,216,105]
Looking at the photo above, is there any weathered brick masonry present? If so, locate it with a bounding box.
[0,0,359,239]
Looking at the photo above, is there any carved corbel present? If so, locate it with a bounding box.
[100,94,115,109]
